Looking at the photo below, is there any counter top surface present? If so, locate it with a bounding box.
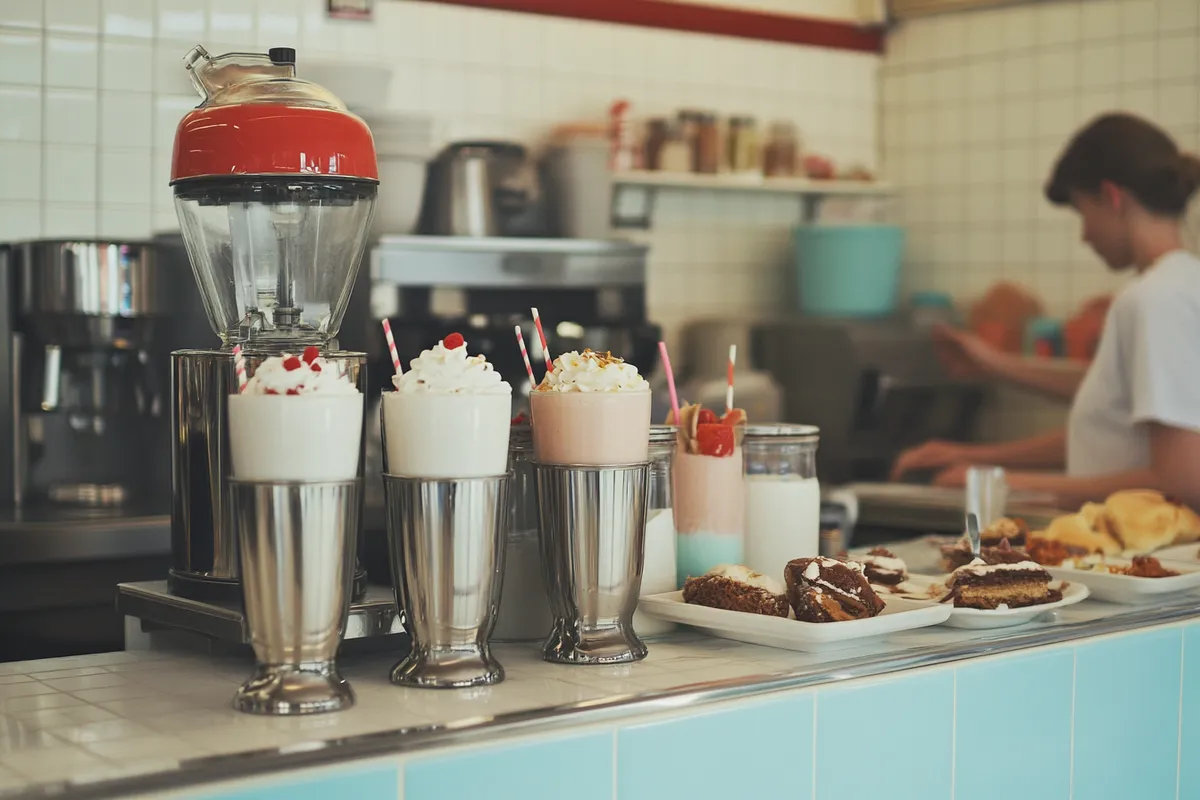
[2,582,1199,799]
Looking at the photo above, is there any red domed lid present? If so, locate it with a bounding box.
[169,45,378,183]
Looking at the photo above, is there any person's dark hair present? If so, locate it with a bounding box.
[1045,113,1200,217]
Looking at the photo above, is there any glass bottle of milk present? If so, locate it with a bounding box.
[743,425,821,581]
[633,425,679,637]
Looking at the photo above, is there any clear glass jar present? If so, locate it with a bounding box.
[727,115,760,174]
[491,424,553,642]
[635,426,678,637]
[763,121,799,178]
[743,424,820,579]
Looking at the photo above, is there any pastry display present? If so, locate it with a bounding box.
[940,558,1062,610]
[941,532,1033,572]
[1025,536,1089,567]
[784,557,885,622]
[856,547,907,586]
[1033,490,1200,556]
[682,564,790,617]
[980,517,1028,547]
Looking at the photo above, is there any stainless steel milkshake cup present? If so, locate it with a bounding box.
[230,479,360,715]
[534,461,650,665]
[383,473,510,688]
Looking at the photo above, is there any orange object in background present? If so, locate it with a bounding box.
[1064,295,1112,361]
[969,282,1043,354]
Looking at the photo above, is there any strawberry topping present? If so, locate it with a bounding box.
[696,423,735,457]
[511,412,528,425]
[286,388,300,395]
[301,346,320,364]
[720,408,747,427]
[265,389,279,395]
[444,332,465,350]
[282,355,302,371]
[310,362,322,372]
[697,408,718,425]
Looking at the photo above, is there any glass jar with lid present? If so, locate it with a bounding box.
[634,425,678,637]
[727,116,761,175]
[491,424,553,642]
[763,121,799,178]
[742,425,820,578]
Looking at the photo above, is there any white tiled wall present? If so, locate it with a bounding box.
[0,0,879,341]
[880,0,1200,437]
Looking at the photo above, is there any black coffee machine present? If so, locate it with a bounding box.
[0,240,182,659]
[346,235,660,582]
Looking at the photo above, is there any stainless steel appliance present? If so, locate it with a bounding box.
[416,142,547,237]
[754,317,986,485]
[168,45,376,602]
[0,240,180,660]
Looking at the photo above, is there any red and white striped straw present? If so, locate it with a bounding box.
[381,319,402,376]
[530,307,553,371]
[726,344,737,414]
[232,345,248,393]
[514,325,536,387]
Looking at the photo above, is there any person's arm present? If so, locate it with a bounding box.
[965,429,1068,470]
[1003,424,1200,509]
[982,354,1089,402]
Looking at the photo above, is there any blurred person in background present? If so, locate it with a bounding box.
[891,113,1200,510]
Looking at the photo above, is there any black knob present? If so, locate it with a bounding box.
[268,47,296,66]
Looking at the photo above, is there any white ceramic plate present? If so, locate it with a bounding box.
[1046,556,1200,604]
[893,575,1089,629]
[636,591,952,652]
[1153,543,1200,563]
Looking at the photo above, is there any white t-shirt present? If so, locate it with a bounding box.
[1067,250,1200,476]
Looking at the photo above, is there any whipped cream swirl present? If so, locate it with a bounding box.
[243,352,358,396]
[393,338,511,395]
[706,564,785,596]
[537,350,649,393]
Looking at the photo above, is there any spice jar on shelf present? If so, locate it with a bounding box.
[727,115,761,175]
[763,121,799,177]
[695,113,721,174]
[677,110,703,172]
[658,122,691,173]
[643,118,669,171]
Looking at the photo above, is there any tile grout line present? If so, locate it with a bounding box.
[1176,629,1186,800]
[810,692,817,800]
[1068,647,1076,800]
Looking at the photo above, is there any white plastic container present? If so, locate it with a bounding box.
[228,394,363,482]
[380,392,510,478]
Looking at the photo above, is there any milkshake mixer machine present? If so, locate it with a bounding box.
[168,45,377,602]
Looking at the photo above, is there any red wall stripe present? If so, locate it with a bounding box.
[428,0,885,53]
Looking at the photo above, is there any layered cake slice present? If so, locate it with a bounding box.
[784,557,886,622]
[855,547,908,586]
[941,558,1061,610]
[682,564,790,617]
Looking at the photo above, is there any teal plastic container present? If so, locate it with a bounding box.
[793,225,905,317]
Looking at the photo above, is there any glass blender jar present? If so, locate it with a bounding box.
[168,45,378,601]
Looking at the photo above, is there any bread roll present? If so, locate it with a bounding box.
[1037,512,1123,556]
[1103,490,1200,553]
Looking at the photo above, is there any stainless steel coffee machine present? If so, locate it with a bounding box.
[0,240,170,511]
[167,45,377,602]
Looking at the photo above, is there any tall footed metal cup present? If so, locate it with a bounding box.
[226,354,365,716]
[529,356,654,665]
[533,461,650,664]
[231,479,361,715]
[383,474,510,688]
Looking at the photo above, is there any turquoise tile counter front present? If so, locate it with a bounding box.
[130,623,1200,800]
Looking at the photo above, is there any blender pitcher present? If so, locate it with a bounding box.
[168,45,378,602]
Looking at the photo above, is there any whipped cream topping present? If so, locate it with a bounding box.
[956,558,1046,576]
[393,338,511,395]
[860,553,907,575]
[537,350,649,393]
[803,556,864,581]
[243,352,358,396]
[706,564,784,596]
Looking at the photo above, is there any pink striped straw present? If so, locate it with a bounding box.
[658,341,680,427]
[381,319,402,376]
[232,345,248,393]
[726,344,737,414]
[514,325,536,387]
[530,307,553,371]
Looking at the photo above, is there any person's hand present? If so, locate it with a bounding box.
[931,324,1004,379]
[931,463,971,488]
[890,440,975,481]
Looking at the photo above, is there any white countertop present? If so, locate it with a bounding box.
[2,588,1199,799]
